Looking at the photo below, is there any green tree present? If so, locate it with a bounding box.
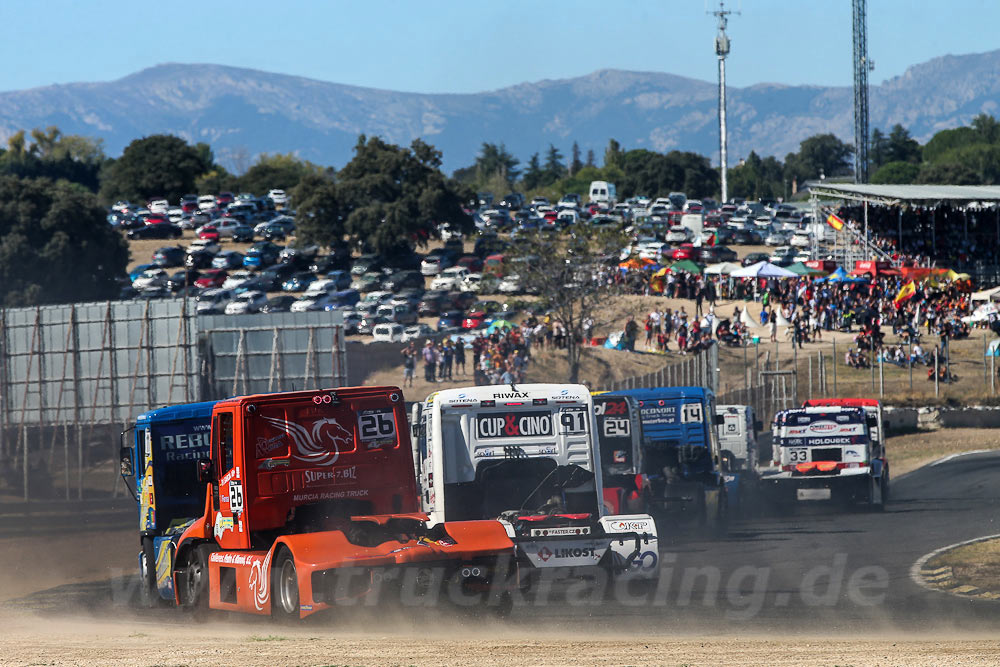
[923,126,979,163]
[617,149,718,199]
[0,126,106,191]
[585,148,596,168]
[195,167,238,195]
[522,153,544,190]
[569,141,583,176]
[784,133,854,182]
[309,135,469,257]
[504,225,627,383]
[542,144,566,186]
[99,134,212,204]
[916,161,979,185]
[971,113,1000,144]
[293,171,343,248]
[884,124,921,164]
[604,139,624,169]
[238,152,319,194]
[870,129,887,169]
[871,160,920,184]
[727,151,784,200]
[0,175,128,306]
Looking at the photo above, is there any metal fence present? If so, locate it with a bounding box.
[603,345,720,394]
[0,300,346,502]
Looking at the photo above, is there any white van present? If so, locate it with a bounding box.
[679,213,704,237]
[589,181,617,205]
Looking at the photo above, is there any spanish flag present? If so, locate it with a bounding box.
[894,280,916,306]
[826,212,845,231]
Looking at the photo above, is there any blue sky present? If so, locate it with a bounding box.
[1,0,997,93]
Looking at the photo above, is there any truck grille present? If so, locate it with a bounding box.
[811,448,842,462]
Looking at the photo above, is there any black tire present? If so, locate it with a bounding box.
[271,548,299,620]
[179,544,211,610]
[138,537,159,608]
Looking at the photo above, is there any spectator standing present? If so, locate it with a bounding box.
[454,338,466,375]
[422,340,438,383]
[401,341,417,387]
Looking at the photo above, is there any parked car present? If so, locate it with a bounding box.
[765,229,789,246]
[742,251,771,266]
[195,288,234,314]
[260,294,297,313]
[243,241,283,268]
[166,269,201,292]
[211,251,245,270]
[376,302,419,325]
[282,271,317,292]
[418,292,451,317]
[421,253,454,276]
[382,269,425,292]
[789,230,813,248]
[456,255,484,273]
[132,268,169,291]
[372,323,405,343]
[194,269,228,289]
[497,274,523,295]
[665,225,692,244]
[460,273,484,293]
[222,270,256,290]
[340,311,363,334]
[152,246,186,268]
[437,310,465,331]
[402,323,436,343]
[322,270,352,290]
[769,246,797,266]
[128,224,182,240]
[350,272,385,292]
[350,254,383,276]
[430,267,470,291]
[462,300,502,329]
[224,291,268,315]
[231,224,255,243]
[714,245,739,263]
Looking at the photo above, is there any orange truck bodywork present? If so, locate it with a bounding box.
[173,386,513,618]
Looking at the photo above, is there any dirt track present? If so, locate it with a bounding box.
[1,611,998,666]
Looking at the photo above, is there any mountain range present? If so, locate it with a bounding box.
[1,50,999,174]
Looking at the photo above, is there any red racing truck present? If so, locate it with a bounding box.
[121,386,515,619]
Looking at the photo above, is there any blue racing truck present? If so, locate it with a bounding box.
[119,401,217,606]
[602,387,729,534]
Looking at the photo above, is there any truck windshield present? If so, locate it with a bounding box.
[440,407,598,520]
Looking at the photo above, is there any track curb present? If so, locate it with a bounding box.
[910,534,1000,602]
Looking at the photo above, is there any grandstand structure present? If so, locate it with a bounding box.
[810,183,1000,285]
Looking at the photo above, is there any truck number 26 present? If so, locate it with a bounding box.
[358,411,396,440]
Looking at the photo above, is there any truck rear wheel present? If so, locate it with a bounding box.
[271,548,299,620]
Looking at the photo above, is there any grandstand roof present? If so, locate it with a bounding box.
[808,183,1000,206]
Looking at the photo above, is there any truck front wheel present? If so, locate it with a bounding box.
[272,548,299,620]
[180,544,210,609]
[139,537,159,608]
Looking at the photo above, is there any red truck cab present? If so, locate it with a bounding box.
[173,386,513,618]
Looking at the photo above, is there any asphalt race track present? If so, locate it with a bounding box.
[5,451,999,632]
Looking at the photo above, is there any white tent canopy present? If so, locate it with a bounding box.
[730,261,799,279]
[703,262,741,275]
[971,286,1000,302]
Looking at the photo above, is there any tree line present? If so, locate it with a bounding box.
[4,112,1000,307]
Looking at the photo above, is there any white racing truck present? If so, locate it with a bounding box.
[760,406,887,510]
[410,384,658,586]
[715,404,762,514]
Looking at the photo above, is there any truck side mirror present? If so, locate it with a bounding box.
[714,414,725,425]
[197,458,213,484]
[119,447,134,477]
